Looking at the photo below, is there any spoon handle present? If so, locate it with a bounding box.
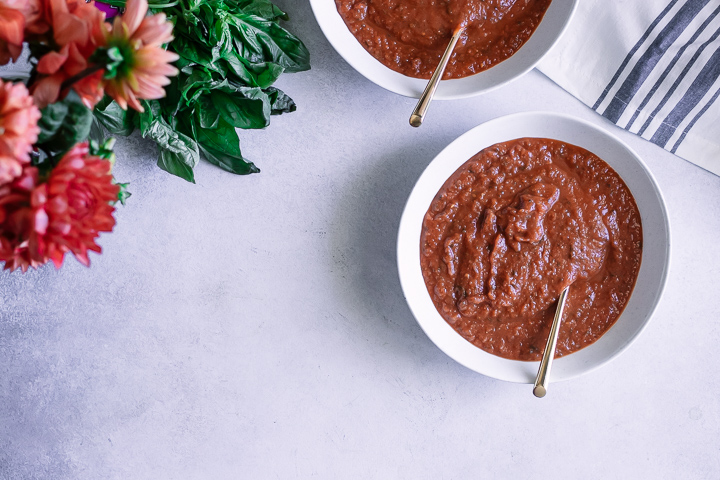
[409,27,464,128]
[533,286,570,398]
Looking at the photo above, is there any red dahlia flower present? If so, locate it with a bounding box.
[0,79,41,185]
[34,142,120,267]
[0,166,43,271]
[0,143,119,271]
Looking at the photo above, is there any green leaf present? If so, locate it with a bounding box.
[89,117,106,143]
[199,144,259,175]
[37,101,69,144]
[190,116,259,175]
[227,13,310,73]
[157,149,197,183]
[172,34,227,77]
[36,90,94,158]
[93,96,137,136]
[211,89,270,129]
[237,0,288,21]
[159,73,185,117]
[180,67,215,105]
[137,100,162,136]
[248,61,285,88]
[196,94,220,129]
[139,102,200,183]
[115,182,132,205]
[265,86,296,115]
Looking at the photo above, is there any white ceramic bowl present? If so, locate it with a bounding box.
[397,112,671,383]
[309,0,578,99]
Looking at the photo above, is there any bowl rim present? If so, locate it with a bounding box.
[308,0,579,100]
[396,111,672,383]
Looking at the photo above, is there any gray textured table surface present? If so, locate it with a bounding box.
[2,2,719,479]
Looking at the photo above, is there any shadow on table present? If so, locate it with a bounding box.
[327,132,500,386]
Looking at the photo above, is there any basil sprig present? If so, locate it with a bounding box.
[94,0,311,183]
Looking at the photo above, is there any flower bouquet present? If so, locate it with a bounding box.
[0,0,310,271]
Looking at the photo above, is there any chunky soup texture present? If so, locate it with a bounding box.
[335,0,552,79]
[420,138,643,361]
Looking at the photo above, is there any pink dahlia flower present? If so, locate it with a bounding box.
[102,0,179,112]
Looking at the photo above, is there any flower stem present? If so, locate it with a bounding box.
[60,65,104,92]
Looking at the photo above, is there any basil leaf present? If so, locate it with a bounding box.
[173,34,227,77]
[199,145,259,175]
[237,0,288,21]
[37,101,68,143]
[227,14,310,73]
[94,96,137,136]
[265,86,296,115]
[140,101,200,183]
[211,89,270,129]
[36,90,94,158]
[89,117,106,143]
[157,149,197,183]
[191,116,259,175]
[196,95,220,129]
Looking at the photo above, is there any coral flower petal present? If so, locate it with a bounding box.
[0,0,27,64]
[0,7,25,45]
[54,11,88,46]
[36,45,69,74]
[134,15,173,46]
[64,41,88,76]
[122,0,147,35]
[0,79,40,185]
[31,73,63,109]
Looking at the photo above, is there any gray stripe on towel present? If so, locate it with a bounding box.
[638,25,720,135]
[671,86,720,152]
[592,0,681,110]
[602,0,711,123]
[624,4,720,130]
[651,45,720,146]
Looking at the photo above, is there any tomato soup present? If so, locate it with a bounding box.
[420,138,642,361]
[335,0,552,79]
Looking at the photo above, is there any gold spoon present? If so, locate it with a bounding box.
[409,26,465,128]
[533,286,570,398]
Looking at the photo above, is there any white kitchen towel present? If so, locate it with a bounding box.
[538,0,720,175]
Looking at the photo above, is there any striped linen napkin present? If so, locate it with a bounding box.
[538,0,720,175]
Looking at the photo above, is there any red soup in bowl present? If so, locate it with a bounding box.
[420,138,643,361]
[335,0,553,79]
